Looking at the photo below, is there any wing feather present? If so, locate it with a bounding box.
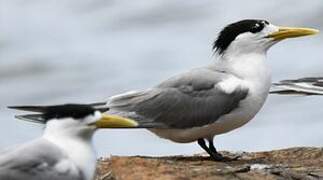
[271,77,323,95]
[108,68,249,129]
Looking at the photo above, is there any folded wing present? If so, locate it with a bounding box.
[108,68,249,129]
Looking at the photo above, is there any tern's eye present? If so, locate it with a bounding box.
[250,23,264,33]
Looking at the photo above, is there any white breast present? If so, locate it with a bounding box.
[44,135,97,180]
[43,121,97,180]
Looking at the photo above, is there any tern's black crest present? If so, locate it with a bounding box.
[9,104,109,122]
[213,19,269,55]
[42,104,97,120]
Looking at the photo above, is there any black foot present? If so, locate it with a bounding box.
[210,152,225,161]
[197,138,237,162]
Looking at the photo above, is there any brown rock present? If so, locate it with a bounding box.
[95,147,323,180]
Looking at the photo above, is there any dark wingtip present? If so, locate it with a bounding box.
[270,90,298,95]
[270,90,316,96]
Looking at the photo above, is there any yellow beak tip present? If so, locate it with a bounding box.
[305,28,320,35]
[312,29,320,34]
[95,114,139,128]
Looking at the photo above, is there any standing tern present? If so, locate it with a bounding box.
[271,77,323,95]
[107,19,318,160]
[3,104,138,180]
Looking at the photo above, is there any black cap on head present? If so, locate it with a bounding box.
[8,104,109,123]
[42,104,98,120]
[213,19,269,55]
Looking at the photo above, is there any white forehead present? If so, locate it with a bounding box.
[262,23,279,34]
[83,111,102,124]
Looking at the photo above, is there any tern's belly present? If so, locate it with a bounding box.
[149,84,270,143]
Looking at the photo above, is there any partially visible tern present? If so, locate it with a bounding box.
[3,103,138,180]
[271,77,323,95]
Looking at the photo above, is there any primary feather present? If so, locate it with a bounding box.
[271,77,323,95]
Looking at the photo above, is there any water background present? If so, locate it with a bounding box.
[1,0,323,157]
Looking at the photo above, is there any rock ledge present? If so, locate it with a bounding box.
[95,147,323,180]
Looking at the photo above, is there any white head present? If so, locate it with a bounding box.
[9,104,138,140]
[44,109,104,140]
[213,19,319,59]
[9,104,138,180]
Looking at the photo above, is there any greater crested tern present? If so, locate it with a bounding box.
[271,77,323,95]
[105,19,318,160]
[3,104,138,180]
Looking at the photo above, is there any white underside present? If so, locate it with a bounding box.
[43,121,97,180]
[150,53,272,143]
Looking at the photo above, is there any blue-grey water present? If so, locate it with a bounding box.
[1,0,323,157]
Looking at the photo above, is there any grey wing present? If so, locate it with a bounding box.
[0,139,83,180]
[108,68,249,129]
[271,77,323,95]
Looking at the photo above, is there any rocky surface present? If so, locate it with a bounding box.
[95,147,323,180]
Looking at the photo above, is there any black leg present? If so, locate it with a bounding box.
[208,139,224,160]
[208,139,217,153]
[197,138,224,161]
[197,138,212,155]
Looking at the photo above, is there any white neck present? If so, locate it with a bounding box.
[43,120,97,180]
[214,51,271,81]
[213,51,272,102]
